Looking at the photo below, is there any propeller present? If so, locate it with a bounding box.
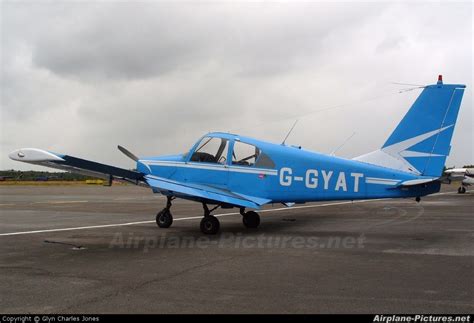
[118,145,139,162]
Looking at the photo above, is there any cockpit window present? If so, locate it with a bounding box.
[232,141,275,168]
[255,152,275,169]
[190,137,229,164]
[232,142,258,166]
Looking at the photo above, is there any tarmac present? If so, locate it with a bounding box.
[0,184,472,313]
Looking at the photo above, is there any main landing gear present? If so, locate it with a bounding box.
[200,204,221,235]
[241,208,260,228]
[155,197,262,234]
[199,206,261,234]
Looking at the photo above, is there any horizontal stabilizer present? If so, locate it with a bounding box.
[398,177,438,187]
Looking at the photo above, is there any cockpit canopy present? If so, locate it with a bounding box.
[189,135,275,169]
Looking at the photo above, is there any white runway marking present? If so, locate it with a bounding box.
[0,191,457,237]
[0,199,376,236]
[114,196,165,201]
[33,200,89,204]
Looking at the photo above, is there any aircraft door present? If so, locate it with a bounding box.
[228,141,273,197]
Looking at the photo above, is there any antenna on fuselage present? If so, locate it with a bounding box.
[281,119,298,145]
[330,132,356,156]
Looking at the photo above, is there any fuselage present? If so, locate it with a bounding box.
[462,171,474,186]
[136,132,440,204]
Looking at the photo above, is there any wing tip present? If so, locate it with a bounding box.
[8,148,65,162]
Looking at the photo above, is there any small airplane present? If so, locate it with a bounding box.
[443,168,473,194]
[9,75,466,234]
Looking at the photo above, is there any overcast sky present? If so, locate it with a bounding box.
[1,1,472,171]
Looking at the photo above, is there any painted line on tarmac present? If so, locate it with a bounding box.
[114,196,165,201]
[49,200,90,204]
[0,199,376,236]
[0,191,458,236]
[0,190,460,208]
[32,200,89,204]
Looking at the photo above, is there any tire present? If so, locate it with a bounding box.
[200,216,220,234]
[243,211,260,228]
[156,209,173,228]
[458,186,466,194]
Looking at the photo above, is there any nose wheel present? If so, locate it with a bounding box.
[156,208,173,228]
[156,196,174,228]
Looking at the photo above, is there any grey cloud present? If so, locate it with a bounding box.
[1,2,472,171]
[29,3,385,80]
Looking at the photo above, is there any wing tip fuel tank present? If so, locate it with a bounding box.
[8,148,65,162]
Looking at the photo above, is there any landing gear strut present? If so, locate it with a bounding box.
[156,196,174,228]
[240,208,261,228]
[200,203,220,235]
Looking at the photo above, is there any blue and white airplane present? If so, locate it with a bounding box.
[9,76,466,234]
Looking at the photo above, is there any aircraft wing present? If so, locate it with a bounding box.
[145,175,271,209]
[444,168,469,181]
[9,148,143,184]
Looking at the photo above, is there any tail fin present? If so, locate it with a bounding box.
[354,76,466,177]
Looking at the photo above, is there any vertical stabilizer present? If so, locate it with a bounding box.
[354,76,465,177]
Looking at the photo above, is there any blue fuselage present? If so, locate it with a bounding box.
[136,134,440,205]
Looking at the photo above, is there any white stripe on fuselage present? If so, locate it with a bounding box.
[143,161,403,186]
[365,177,400,185]
[141,160,278,176]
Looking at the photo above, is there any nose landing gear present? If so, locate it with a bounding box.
[156,196,174,228]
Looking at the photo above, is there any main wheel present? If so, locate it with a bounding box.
[243,211,260,228]
[156,208,173,228]
[458,186,466,194]
[200,216,220,234]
